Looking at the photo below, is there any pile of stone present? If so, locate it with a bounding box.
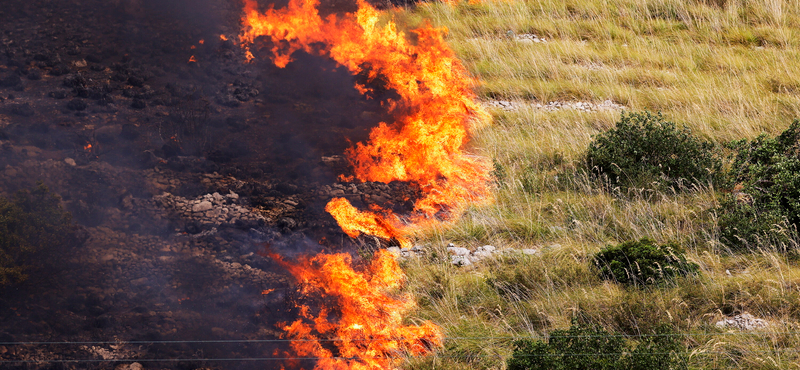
[153,191,266,228]
[386,245,425,259]
[515,33,547,43]
[316,180,419,211]
[715,313,770,330]
[487,99,626,112]
[447,244,499,266]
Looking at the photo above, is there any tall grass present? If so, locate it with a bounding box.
[396,0,800,368]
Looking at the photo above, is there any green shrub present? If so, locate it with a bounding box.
[593,238,699,287]
[507,321,687,370]
[0,183,79,288]
[586,111,720,190]
[719,120,800,249]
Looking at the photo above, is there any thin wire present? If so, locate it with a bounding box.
[3,331,800,345]
[3,350,800,363]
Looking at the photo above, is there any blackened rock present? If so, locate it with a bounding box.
[67,98,88,111]
[278,217,297,230]
[86,54,103,63]
[97,95,114,106]
[0,74,21,87]
[131,99,146,109]
[275,183,298,195]
[9,103,34,117]
[162,141,182,158]
[127,76,145,87]
[216,94,240,107]
[48,90,69,99]
[63,74,86,88]
[33,53,53,63]
[29,122,49,134]
[26,69,42,80]
[49,64,70,76]
[120,124,140,140]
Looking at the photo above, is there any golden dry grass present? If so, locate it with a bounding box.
[394,1,800,369]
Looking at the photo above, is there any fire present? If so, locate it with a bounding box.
[239,1,492,367]
[271,249,443,370]
[188,55,197,63]
[220,34,228,41]
[198,39,205,45]
[83,143,93,151]
[240,0,491,242]
[325,198,410,249]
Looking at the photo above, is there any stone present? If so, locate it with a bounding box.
[386,247,401,257]
[447,246,470,256]
[227,191,239,200]
[115,363,143,370]
[64,157,77,166]
[451,255,472,266]
[192,201,213,212]
[521,249,538,255]
[715,314,769,330]
[473,245,496,259]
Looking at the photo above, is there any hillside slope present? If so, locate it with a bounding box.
[399,1,800,368]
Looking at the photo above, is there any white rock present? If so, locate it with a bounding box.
[64,158,77,166]
[522,248,538,255]
[715,313,769,330]
[386,247,402,257]
[473,245,496,259]
[478,245,496,253]
[451,255,472,266]
[192,201,213,212]
[447,246,471,256]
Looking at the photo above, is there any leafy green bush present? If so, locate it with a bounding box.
[593,238,699,287]
[0,183,79,288]
[718,120,800,249]
[586,111,720,190]
[507,321,687,370]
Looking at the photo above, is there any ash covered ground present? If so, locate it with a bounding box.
[0,0,419,368]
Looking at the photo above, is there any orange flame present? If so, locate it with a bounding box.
[199,39,205,45]
[188,55,197,63]
[240,0,491,242]
[325,198,410,249]
[220,34,228,41]
[83,143,93,151]
[271,249,443,369]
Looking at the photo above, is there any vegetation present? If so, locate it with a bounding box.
[586,111,719,190]
[593,238,699,286]
[394,0,800,369]
[0,183,79,288]
[719,120,800,250]
[507,321,687,370]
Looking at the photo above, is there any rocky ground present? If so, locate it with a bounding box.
[0,0,417,368]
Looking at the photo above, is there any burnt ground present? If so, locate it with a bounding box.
[0,0,420,369]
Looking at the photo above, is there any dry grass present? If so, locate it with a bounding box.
[393,0,800,369]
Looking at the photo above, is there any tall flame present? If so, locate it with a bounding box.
[240,1,491,367]
[271,249,443,370]
[240,0,491,243]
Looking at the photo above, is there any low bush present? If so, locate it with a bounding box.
[0,183,79,288]
[586,111,720,190]
[507,321,687,370]
[718,120,800,249]
[593,238,699,287]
